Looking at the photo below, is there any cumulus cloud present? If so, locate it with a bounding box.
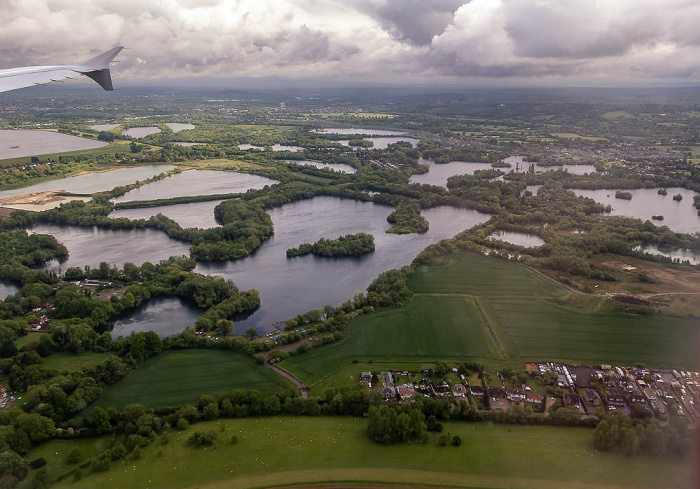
[0,0,698,84]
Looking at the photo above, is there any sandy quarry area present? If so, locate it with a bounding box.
[0,190,91,212]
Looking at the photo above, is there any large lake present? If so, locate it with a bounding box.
[111,296,203,338]
[0,130,107,160]
[30,224,191,271]
[503,156,597,175]
[238,144,303,152]
[112,170,276,202]
[110,200,224,228]
[635,244,700,266]
[90,124,119,131]
[410,159,494,187]
[572,188,700,234]
[196,196,491,334]
[0,280,19,300]
[366,137,421,150]
[0,165,175,199]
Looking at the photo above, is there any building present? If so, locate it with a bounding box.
[469,385,485,397]
[526,393,544,404]
[507,389,526,403]
[451,383,467,399]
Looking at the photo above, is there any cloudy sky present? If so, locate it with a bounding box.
[1,0,698,86]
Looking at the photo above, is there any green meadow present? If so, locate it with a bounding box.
[282,252,699,391]
[31,417,691,489]
[85,349,293,413]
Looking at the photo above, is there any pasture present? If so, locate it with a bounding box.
[86,349,293,412]
[35,417,691,489]
[283,252,699,390]
[41,352,112,372]
[282,294,497,387]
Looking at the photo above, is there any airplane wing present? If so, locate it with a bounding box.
[0,46,124,93]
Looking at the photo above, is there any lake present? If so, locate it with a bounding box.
[0,280,19,300]
[410,159,493,187]
[635,244,700,266]
[173,142,202,147]
[90,124,119,131]
[283,160,356,174]
[29,224,191,271]
[572,188,700,234]
[313,128,407,136]
[110,296,203,338]
[165,123,195,133]
[0,130,107,160]
[366,136,420,150]
[520,185,543,196]
[487,230,546,247]
[112,170,277,203]
[238,144,303,152]
[196,196,491,334]
[0,164,175,199]
[123,127,161,138]
[110,200,224,228]
[503,156,597,175]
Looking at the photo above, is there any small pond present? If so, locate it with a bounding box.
[487,230,546,247]
[283,160,356,174]
[123,127,161,138]
[165,123,195,133]
[0,280,19,300]
[110,296,204,338]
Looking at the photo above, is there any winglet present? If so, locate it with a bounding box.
[80,46,124,91]
[82,46,124,70]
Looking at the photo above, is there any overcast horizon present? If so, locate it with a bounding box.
[2,0,699,88]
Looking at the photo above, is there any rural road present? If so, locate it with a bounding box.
[266,362,309,398]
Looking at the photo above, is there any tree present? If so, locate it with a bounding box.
[245,327,257,340]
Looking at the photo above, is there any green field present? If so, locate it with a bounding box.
[601,110,634,119]
[30,417,691,489]
[14,332,43,349]
[87,349,293,412]
[282,252,699,390]
[41,352,112,372]
[550,132,608,141]
[282,294,497,387]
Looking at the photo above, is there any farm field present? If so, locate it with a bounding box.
[85,349,293,413]
[282,294,496,387]
[283,252,699,390]
[34,417,691,489]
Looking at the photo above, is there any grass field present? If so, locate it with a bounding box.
[282,252,699,391]
[85,349,293,412]
[14,332,43,349]
[601,110,634,119]
[41,352,112,372]
[30,417,691,489]
[282,295,497,387]
[550,132,608,141]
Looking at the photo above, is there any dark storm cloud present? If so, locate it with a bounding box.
[357,0,466,46]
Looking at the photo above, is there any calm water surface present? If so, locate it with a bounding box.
[366,137,420,150]
[165,123,195,132]
[112,170,276,203]
[0,165,175,199]
[0,280,19,300]
[196,196,491,334]
[572,188,700,234]
[0,130,107,160]
[111,296,203,338]
[313,128,407,136]
[173,142,202,147]
[487,230,546,247]
[410,159,493,187]
[30,224,190,271]
[90,124,118,131]
[283,160,356,174]
[238,144,303,152]
[110,200,224,228]
[503,156,597,175]
[123,127,161,138]
[635,244,700,265]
